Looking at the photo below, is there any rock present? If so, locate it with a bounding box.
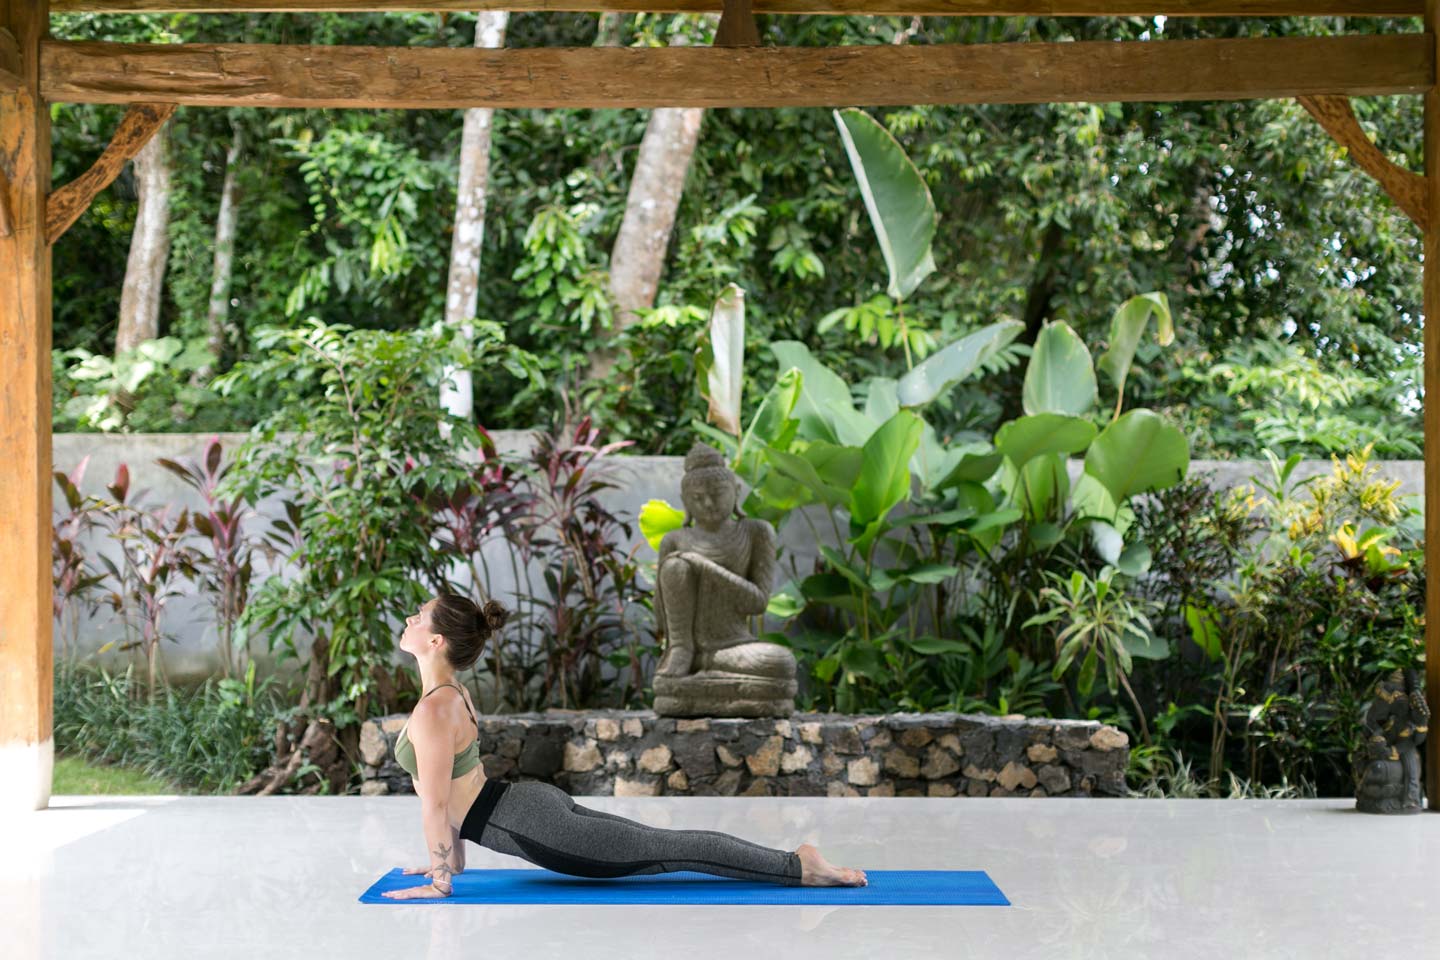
[997,761,1038,791]
[989,785,1016,797]
[830,726,863,755]
[798,722,823,744]
[963,763,997,782]
[927,782,958,797]
[667,769,689,791]
[1029,786,1048,797]
[898,788,924,797]
[360,722,389,765]
[716,744,743,768]
[936,733,962,755]
[781,745,814,773]
[638,744,673,773]
[360,779,389,796]
[746,735,783,777]
[614,776,661,797]
[966,779,989,797]
[741,777,774,796]
[714,768,743,795]
[1038,764,1071,795]
[622,717,645,738]
[498,738,523,759]
[595,718,620,741]
[847,756,879,786]
[563,739,602,773]
[900,727,934,748]
[1027,743,1058,764]
[868,782,896,797]
[604,749,633,771]
[775,719,793,739]
[827,782,860,797]
[675,718,709,733]
[1089,726,1128,751]
[821,752,845,776]
[882,748,921,778]
[921,744,961,779]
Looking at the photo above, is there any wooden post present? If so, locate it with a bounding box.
[1427,0,1440,812]
[0,0,53,814]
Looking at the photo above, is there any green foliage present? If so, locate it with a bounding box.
[1125,447,1426,795]
[53,658,291,795]
[208,317,538,732]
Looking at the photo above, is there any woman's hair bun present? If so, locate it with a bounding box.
[479,598,510,633]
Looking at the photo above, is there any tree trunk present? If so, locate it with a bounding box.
[115,120,172,358]
[585,23,712,384]
[439,11,510,437]
[194,120,243,386]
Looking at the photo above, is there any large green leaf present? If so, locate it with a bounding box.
[848,409,923,552]
[735,367,802,481]
[897,319,1024,407]
[1096,292,1173,414]
[1001,452,1070,522]
[864,377,900,424]
[1022,321,1097,416]
[639,499,686,552]
[1084,408,1190,503]
[767,440,862,508]
[695,283,746,436]
[993,413,1097,470]
[770,340,875,446]
[833,107,937,301]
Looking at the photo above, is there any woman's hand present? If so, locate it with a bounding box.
[400,864,436,879]
[382,882,452,900]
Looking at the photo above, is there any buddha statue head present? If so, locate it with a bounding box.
[680,443,740,531]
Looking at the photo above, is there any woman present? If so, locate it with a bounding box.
[382,592,867,899]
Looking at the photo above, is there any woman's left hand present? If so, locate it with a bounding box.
[382,882,452,900]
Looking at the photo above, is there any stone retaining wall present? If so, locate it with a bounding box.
[359,709,1130,798]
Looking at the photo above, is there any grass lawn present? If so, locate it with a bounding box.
[53,750,194,795]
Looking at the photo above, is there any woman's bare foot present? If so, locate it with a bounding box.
[795,842,867,887]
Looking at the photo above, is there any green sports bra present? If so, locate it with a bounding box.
[394,681,481,780]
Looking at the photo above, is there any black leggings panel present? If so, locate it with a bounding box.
[459,778,803,886]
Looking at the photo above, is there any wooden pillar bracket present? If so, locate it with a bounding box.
[0,28,21,94]
[1298,94,1429,231]
[715,0,761,48]
[46,101,175,245]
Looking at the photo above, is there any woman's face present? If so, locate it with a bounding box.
[400,597,439,653]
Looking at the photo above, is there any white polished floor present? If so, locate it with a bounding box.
[3,794,1436,960]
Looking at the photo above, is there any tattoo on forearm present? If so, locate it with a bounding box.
[430,840,457,885]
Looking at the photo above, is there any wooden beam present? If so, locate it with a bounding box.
[716,0,761,48]
[0,0,55,815]
[38,34,1432,110]
[1424,0,1440,814]
[1299,95,1428,231]
[46,102,175,244]
[44,0,1429,16]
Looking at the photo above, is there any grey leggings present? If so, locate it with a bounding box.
[459,778,803,886]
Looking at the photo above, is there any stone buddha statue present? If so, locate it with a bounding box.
[651,443,797,717]
[1354,667,1429,814]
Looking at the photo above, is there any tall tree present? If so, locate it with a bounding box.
[585,15,715,383]
[114,119,172,356]
[194,118,243,385]
[439,10,511,433]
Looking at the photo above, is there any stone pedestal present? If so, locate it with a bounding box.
[653,670,797,718]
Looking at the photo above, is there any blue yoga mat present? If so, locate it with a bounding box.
[359,868,1009,905]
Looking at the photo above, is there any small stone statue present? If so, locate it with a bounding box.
[651,443,797,718]
[1354,667,1429,814]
